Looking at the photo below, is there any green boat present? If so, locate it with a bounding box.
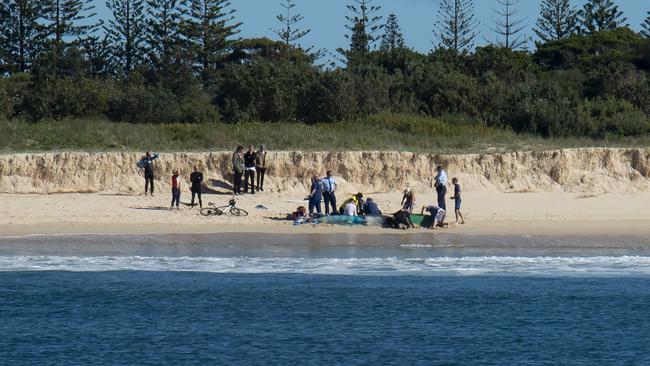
[409,214,434,228]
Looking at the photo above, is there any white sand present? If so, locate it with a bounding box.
[1,191,648,237]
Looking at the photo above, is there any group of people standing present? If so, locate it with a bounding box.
[232,145,268,195]
[138,151,205,210]
[138,149,465,225]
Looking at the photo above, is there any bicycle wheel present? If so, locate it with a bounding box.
[230,207,248,217]
[200,207,217,216]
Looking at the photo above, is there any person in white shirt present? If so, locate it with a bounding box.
[321,170,338,215]
[343,200,358,216]
[434,166,448,211]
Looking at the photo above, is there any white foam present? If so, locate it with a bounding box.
[1,255,650,276]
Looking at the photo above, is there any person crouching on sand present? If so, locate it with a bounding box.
[343,199,358,216]
[421,205,448,229]
[450,177,465,224]
[171,169,182,211]
[392,209,415,230]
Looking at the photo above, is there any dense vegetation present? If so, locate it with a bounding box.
[1,0,650,150]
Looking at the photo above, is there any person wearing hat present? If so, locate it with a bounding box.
[401,187,415,213]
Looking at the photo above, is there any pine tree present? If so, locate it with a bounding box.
[434,0,479,52]
[488,0,528,50]
[42,0,100,46]
[534,0,578,42]
[145,0,186,68]
[0,0,47,73]
[80,34,112,76]
[104,0,147,73]
[344,0,383,50]
[271,0,310,48]
[181,0,241,76]
[380,13,405,52]
[579,0,627,33]
[642,12,650,38]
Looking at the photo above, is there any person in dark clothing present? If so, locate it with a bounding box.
[421,205,448,229]
[243,145,257,194]
[321,170,338,215]
[308,175,323,216]
[190,165,204,209]
[232,146,245,195]
[392,210,415,230]
[256,145,267,192]
[138,151,159,196]
[363,197,382,215]
[434,166,448,211]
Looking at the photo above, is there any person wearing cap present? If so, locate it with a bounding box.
[401,187,415,213]
[434,166,448,210]
[321,170,338,215]
[256,145,267,192]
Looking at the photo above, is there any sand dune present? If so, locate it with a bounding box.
[1,148,649,238]
[1,148,650,195]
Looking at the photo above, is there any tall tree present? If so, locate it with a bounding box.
[42,0,100,47]
[0,0,47,73]
[434,0,479,52]
[643,11,650,38]
[488,0,528,50]
[81,34,112,76]
[380,12,405,52]
[344,0,383,50]
[534,0,579,42]
[271,0,310,48]
[579,0,627,33]
[181,0,241,76]
[145,0,186,68]
[104,0,147,73]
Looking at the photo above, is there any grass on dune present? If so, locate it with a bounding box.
[2,113,649,153]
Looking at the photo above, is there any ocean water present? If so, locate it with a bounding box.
[1,233,650,365]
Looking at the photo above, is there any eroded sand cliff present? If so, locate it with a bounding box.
[1,148,650,194]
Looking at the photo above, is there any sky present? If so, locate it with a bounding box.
[95,0,649,58]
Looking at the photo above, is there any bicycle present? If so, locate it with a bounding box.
[200,198,249,217]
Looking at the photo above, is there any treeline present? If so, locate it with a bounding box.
[1,0,650,138]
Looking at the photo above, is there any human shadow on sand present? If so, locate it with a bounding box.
[201,178,236,195]
[129,206,172,211]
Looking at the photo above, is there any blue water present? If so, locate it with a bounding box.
[2,271,650,365]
